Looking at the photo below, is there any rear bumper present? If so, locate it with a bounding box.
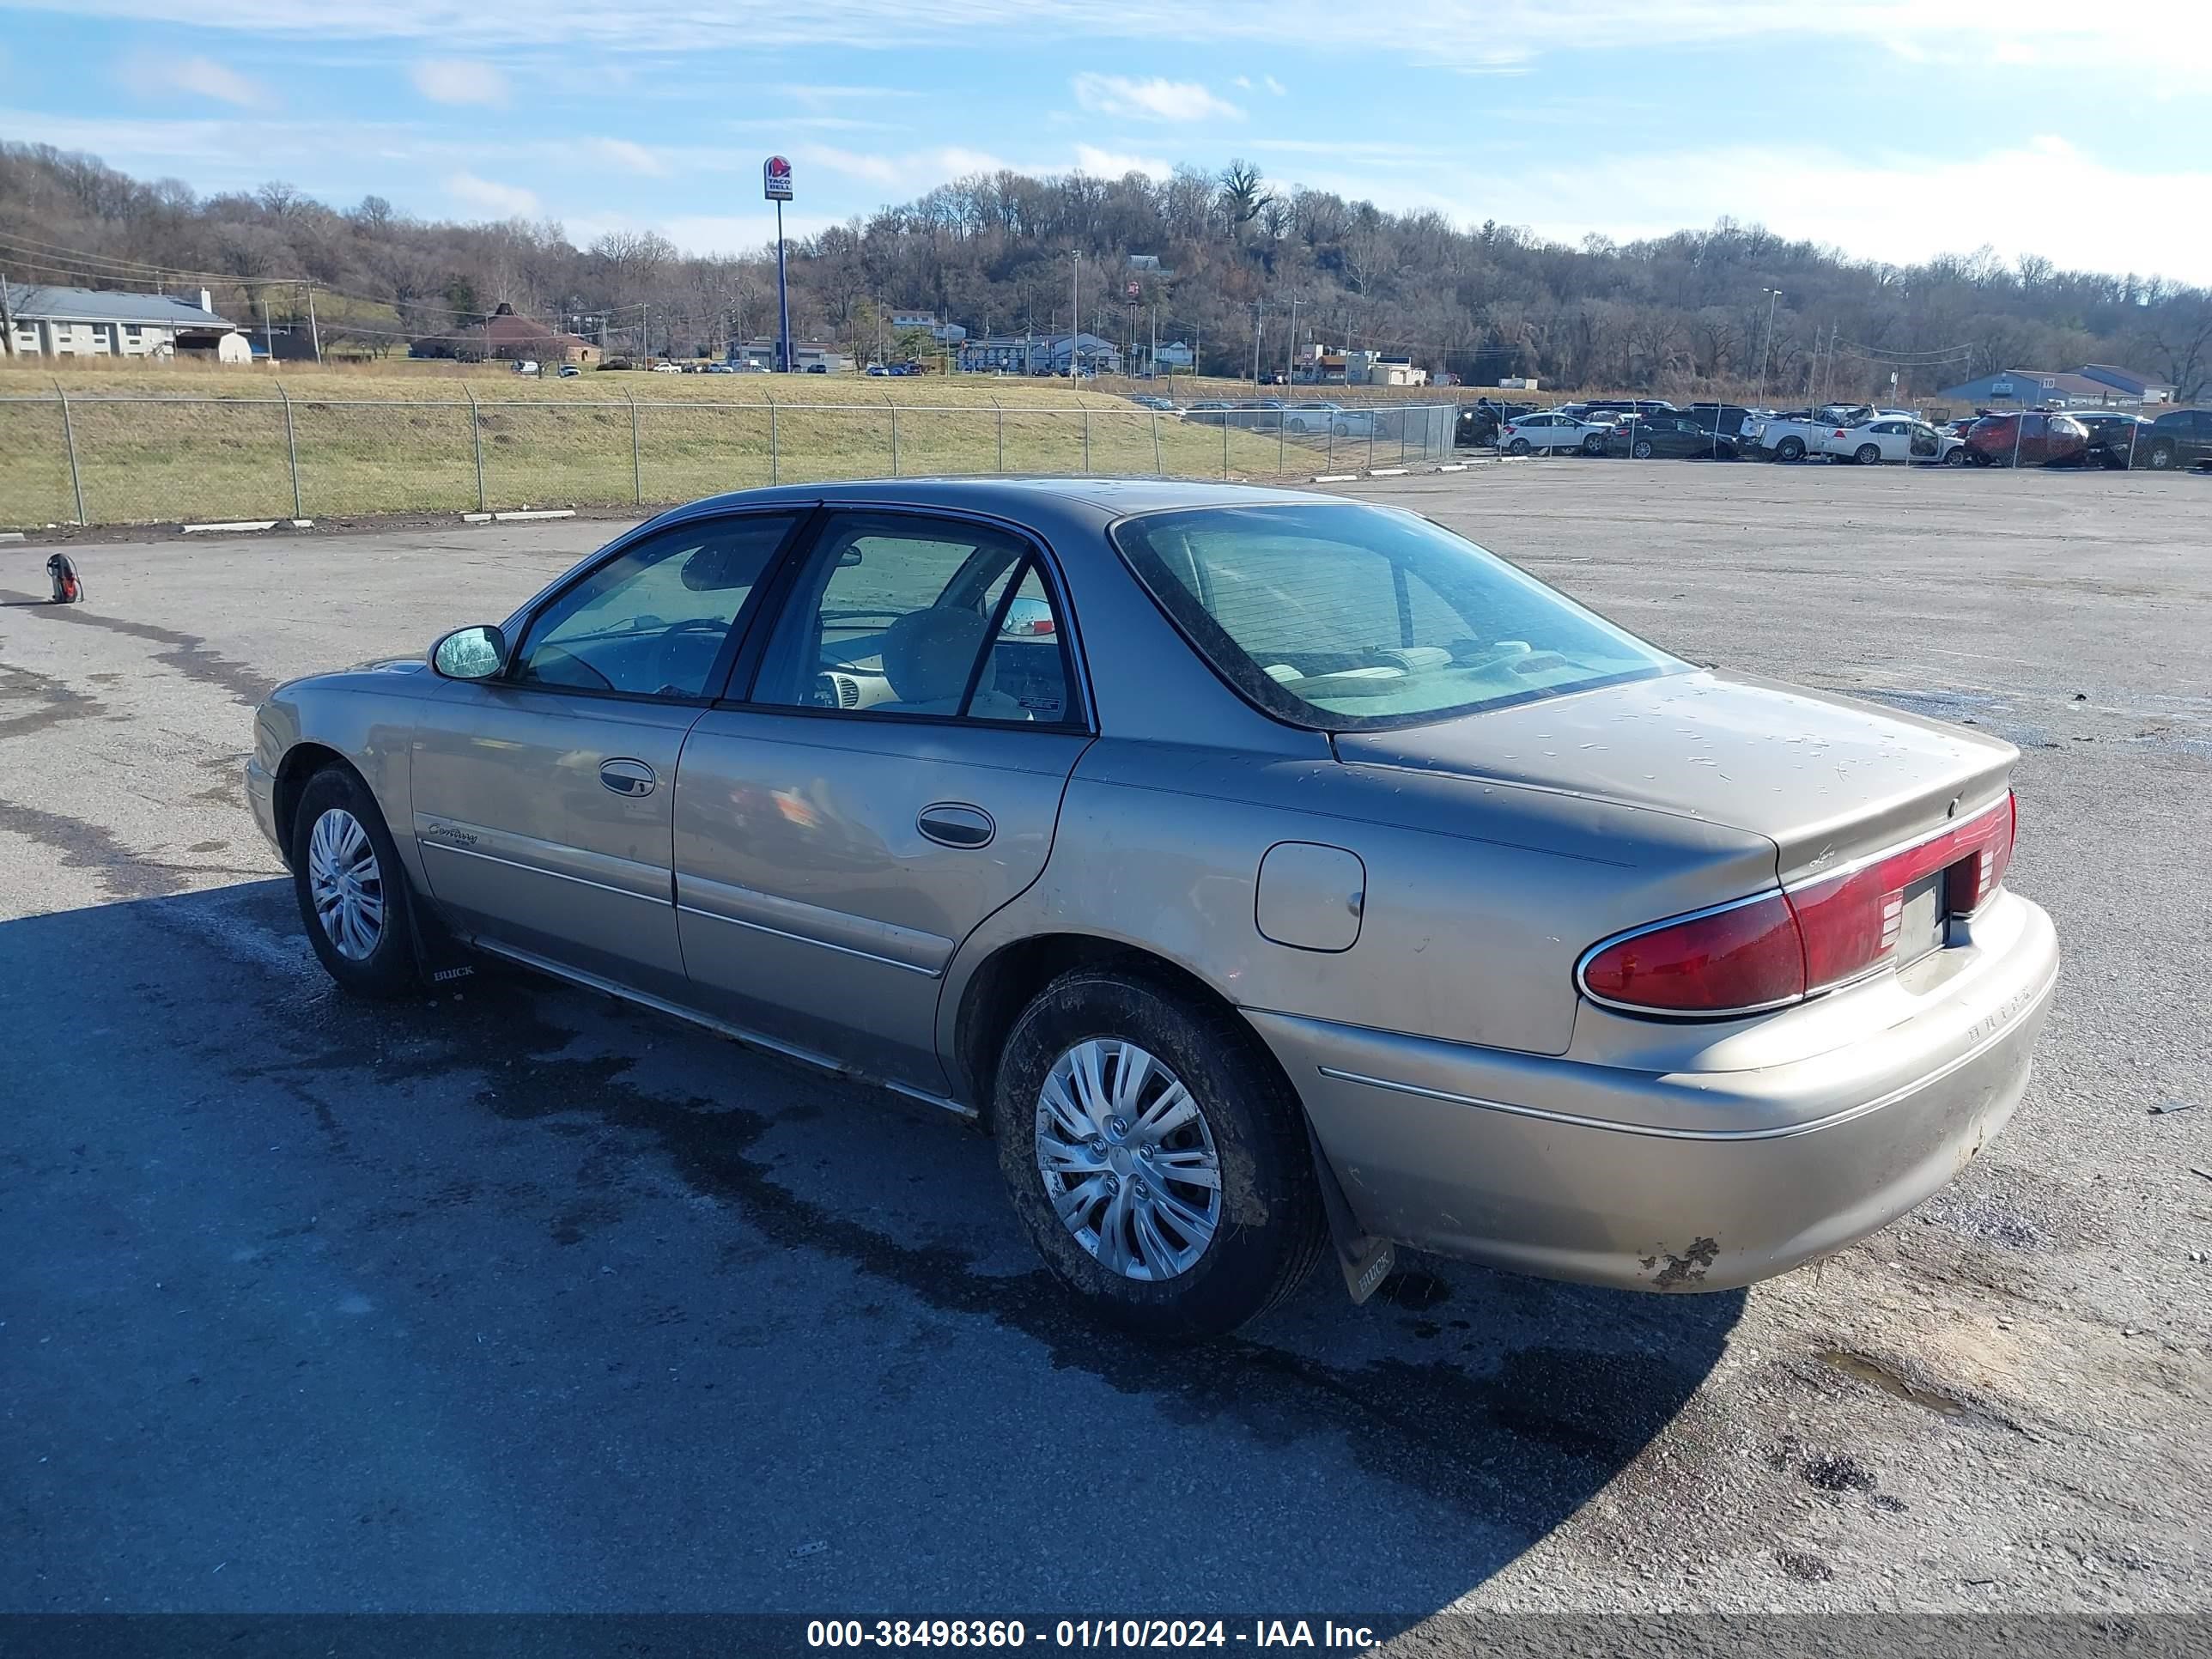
[1250,892,2058,1292]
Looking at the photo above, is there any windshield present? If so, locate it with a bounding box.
[1110,501,1684,731]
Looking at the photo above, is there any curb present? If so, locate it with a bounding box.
[182,519,313,535]
[463,509,579,524]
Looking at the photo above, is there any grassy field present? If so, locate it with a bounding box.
[0,363,1445,527]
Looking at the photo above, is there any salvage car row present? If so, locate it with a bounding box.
[1454,398,2212,471]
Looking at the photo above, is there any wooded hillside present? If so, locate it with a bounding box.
[4,141,2207,400]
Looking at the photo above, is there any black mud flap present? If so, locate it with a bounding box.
[401,878,477,989]
[1304,1120,1396,1305]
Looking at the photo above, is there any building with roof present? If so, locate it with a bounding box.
[411,302,599,365]
[956,332,1122,375]
[1935,368,2151,410]
[3,283,249,362]
[729,337,854,373]
[2077,364,2175,404]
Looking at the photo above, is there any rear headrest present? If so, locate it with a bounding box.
[881,608,992,706]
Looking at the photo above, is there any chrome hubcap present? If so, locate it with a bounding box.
[307,807,385,961]
[1035,1039,1221,1282]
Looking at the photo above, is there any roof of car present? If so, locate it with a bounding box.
[667,476,1347,526]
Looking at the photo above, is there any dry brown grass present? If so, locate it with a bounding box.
[0,363,1440,526]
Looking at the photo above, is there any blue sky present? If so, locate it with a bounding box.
[4,0,2209,282]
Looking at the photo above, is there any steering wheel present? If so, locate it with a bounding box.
[653,617,730,694]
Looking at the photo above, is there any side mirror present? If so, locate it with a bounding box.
[431,624,508,681]
[836,546,866,568]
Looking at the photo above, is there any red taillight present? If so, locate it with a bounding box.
[1579,892,1806,1013]
[1789,795,2013,988]
[1946,791,2015,914]
[1581,793,2017,1017]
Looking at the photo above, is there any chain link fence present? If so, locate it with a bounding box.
[0,390,1460,529]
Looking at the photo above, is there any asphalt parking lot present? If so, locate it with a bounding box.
[3,463,2209,1640]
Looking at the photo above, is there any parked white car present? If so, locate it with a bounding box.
[1498,412,1610,456]
[1814,417,1968,466]
[1747,404,1876,461]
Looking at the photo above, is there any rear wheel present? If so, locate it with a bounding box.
[1776,436,1806,462]
[1632,439,1655,459]
[2145,441,2177,471]
[1854,443,1883,466]
[994,969,1327,1340]
[1507,437,1531,456]
[291,765,418,999]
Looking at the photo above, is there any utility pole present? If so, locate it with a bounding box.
[1285,296,1301,383]
[1149,304,1158,383]
[259,289,274,364]
[1250,298,1265,387]
[0,269,15,358]
[1067,249,1080,378]
[1755,287,1782,407]
[304,284,323,366]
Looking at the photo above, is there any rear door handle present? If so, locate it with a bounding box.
[599,758,657,797]
[917,804,995,849]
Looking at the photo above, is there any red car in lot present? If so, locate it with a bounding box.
[1963,410,2089,468]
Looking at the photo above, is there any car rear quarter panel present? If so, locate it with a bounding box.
[941,738,1781,1066]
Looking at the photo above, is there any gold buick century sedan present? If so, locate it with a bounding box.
[248,479,2059,1336]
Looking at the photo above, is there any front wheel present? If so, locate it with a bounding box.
[994,970,1327,1340]
[1581,433,1607,456]
[1776,436,1806,462]
[1854,443,1883,466]
[291,765,418,998]
[1943,447,1968,466]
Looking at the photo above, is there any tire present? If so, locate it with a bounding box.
[1507,437,1531,456]
[1854,443,1883,466]
[1943,447,1968,466]
[290,764,419,999]
[1582,433,1607,456]
[2145,442,2176,471]
[994,969,1328,1340]
[1776,436,1806,462]
[1632,440,1654,460]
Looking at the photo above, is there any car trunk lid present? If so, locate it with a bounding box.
[1333,669,2016,885]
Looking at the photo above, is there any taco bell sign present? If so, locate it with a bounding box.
[763,155,793,202]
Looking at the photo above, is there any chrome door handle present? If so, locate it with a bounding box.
[599,758,657,798]
[917,804,995,849]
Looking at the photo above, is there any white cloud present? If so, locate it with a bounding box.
[410,58,508,106]
[1231,75,1251,90]
[1275,133,2212,283]
[1263,74,1286,95]
[801,144,1011,191]
[15,0,2211,88]
[588,137,666,175]
[446,170,539,217]
[1071,73,1243,123]
[1074,144,1172,180]
[118,51,271,107]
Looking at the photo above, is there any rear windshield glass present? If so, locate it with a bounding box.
[1110,501,1683,732]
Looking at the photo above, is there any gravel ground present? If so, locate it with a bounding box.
[1,462,2208,1641]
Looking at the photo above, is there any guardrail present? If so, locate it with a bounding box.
[0,391,1461,529]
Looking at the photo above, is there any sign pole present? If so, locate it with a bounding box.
[775,201,790,374]
[764,156,794,374]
